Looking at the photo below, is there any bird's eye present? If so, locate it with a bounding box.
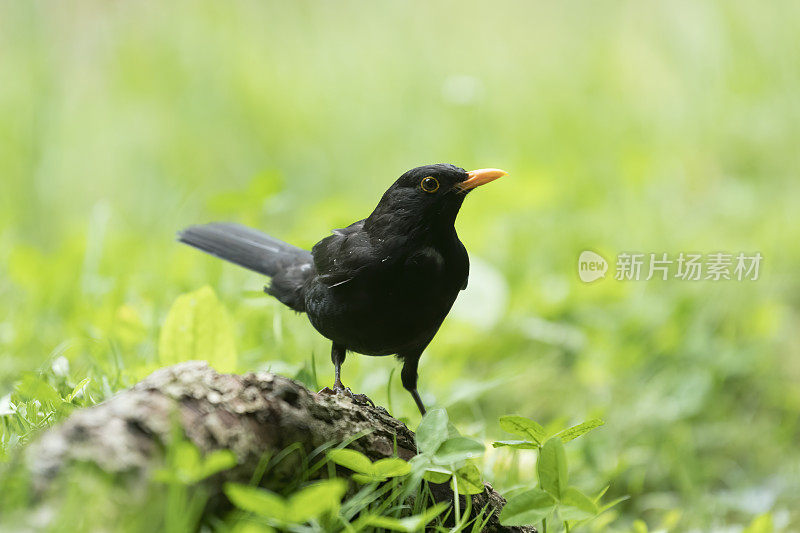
[420,177,439,193]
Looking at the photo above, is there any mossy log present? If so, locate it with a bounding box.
[24,361,534,532]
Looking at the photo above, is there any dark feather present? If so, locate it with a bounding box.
[178,222,313,311]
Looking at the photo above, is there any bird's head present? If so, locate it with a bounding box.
[366,164,507,234]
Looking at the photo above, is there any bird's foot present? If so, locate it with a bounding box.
[345,390,376,408]
[317,386,375,408]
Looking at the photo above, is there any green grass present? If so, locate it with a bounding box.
[1,1,800,530]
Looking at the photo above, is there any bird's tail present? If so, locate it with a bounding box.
[178,222,313,312]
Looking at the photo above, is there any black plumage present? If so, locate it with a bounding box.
[178,163,506,414]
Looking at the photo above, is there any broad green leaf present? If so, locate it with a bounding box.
[445,421,462,439]
[559,486,598,521]
[174,441,201,478]
[537,437,568,499]
[416,409,449,455]
[352,473,385,484]
[152,468,180,484]
[434,437,485,464]
[499,488,557,526]
[196,449,237,481]
[224,483,287,521]
[632,520,648,533]
[159,286,237,372]
[225,479,345,524]
[452,463,484,495]
[555,419,605,443]
[327,448,374,474]
[65,378,90,402]
[498,415,546,445]
[287,479,347,522]
[373,457,411,478]
[491,440,539,450]
[422,466,452,484]
[230,522,276,533]
[159,442,235,484]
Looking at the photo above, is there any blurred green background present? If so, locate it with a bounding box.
[2,0,799,530]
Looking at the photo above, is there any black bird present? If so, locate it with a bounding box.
[178,164,506,415]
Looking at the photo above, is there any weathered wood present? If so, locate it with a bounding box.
[25,361,533,532]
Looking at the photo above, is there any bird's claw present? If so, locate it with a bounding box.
[347,391,376,408]
[317,386,375,408]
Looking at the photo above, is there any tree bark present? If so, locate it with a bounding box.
[25,361,534,532]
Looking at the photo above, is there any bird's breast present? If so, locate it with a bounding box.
[304,245,467,355]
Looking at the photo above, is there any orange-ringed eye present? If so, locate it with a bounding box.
[420,177,439,193]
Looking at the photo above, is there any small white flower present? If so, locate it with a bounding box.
[52,356,70,377]
[0,394,15,416]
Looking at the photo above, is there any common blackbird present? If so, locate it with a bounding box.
[178,164,506,415]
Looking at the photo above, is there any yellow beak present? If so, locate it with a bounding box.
[457,168,508,191]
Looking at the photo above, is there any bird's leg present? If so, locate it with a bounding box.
[400,352,426,415]
[409,389,426,416]
[317,343,375,408]
[332,345,346,391]
[318,343,347,393]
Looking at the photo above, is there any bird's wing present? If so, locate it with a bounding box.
[312,219,400,287]
[331,219,365,236]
